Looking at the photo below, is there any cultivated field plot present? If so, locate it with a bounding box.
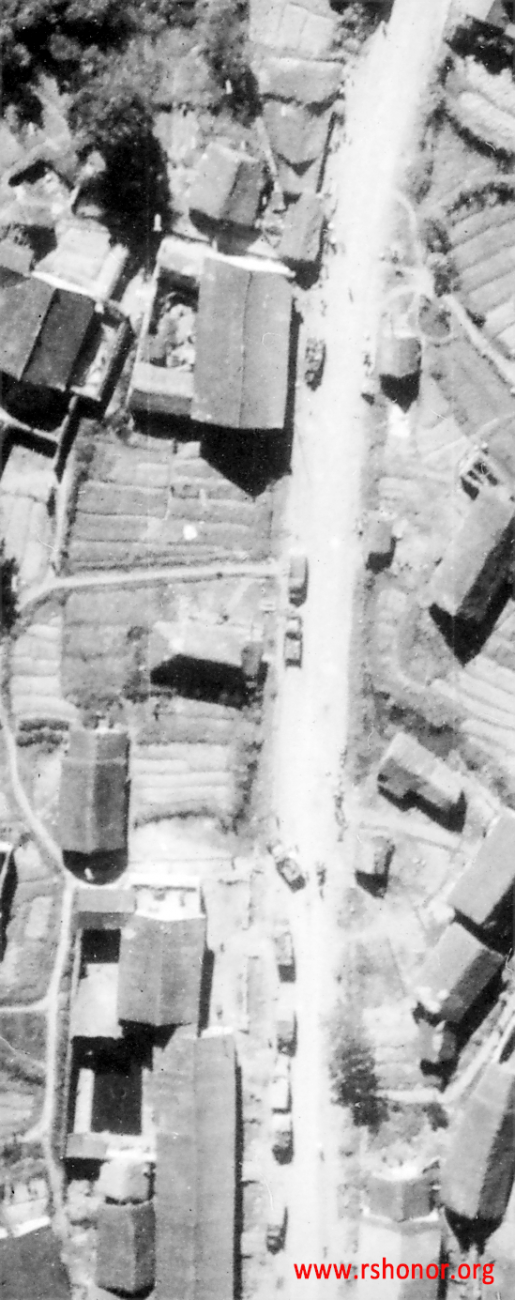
[361,338,515,792]
[425,319,514,446]
[446,57,515,161]
[0,445,54,589]
[0,840,63,1006]
[66,425,277,572]
[448,192,515,357]
[62,578,270,824]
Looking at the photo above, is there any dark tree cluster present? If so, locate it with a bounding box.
[197,0,258,120]
[0,541,18,636]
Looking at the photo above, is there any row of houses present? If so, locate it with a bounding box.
[413,811,515,1077]
[64,884,236,1300]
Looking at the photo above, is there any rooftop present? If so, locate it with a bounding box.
[192,254,292,431]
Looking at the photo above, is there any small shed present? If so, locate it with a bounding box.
[58,727,129,856]
[414,922,504,1023]
[378,318,422,381]
[377,732,464,820]
[262,101,333,197]
[0,1227,71,1300]
[449,810,515,936]
[430,487,515,623]
[358,1208,441,1299]
[279,193,325,269]
[117,914,206,1028]
[189,142,264,229]
[367,1166,431,1223]
[34,224,128,302]
[441,1061,515,1222]
[192,254,292,431]
[96,1201,155,1295]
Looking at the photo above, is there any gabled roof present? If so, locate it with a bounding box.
[155,1030,235,1300]
[0,1228,70,1300]
[117,914,206,1028]
[442,1062,515,1221]
[430,487,515,621]
[23,288,95,391]
[415,922,504,1022]
[58,728,129,855]
[192,255,292,431]
[0,276,53,381]
[0,274,95,390]
[189,142,264,229]
[449,810,515,931]
[464,0,510,27]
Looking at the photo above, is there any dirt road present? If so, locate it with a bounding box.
[271,0,452,1290]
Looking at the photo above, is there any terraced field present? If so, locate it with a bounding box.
[66,426,277,572]
[447,194,515,358]
[62,583,264,824]
[446,58,515,159]
[425,319,515,452]
[0,445,54,589]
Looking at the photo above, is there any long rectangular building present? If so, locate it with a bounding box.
[155,1029,236,1300]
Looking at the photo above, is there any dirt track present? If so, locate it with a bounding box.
[271,0,453,1290]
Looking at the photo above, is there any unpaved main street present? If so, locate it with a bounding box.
[271,1,453,1290]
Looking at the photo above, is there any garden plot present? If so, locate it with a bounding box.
[448,192,515,355]
[0,445,54,589]
[358,325,515,806]
[0,840,62,1006]
[447,58,515,159]
[62,577,267,824]
[10,607,78,729]
[66,428,275,572]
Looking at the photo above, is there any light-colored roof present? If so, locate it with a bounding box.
[192,254,292,430]
[71,964,121,1040]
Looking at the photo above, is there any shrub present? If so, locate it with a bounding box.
[329,1003,388,1132]
[0,542,18,636]
[70,66,171,244]
[198,0,258,118]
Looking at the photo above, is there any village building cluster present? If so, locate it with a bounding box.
[2,0,515,1297]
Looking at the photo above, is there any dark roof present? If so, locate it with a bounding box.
[117,914,206,1028]
[58,727,129,855]
[430,488,515,621]
[155,1030,235,1300]
[449,810,515,932]
[24,287,95,392]
[189,142,264,229]
[96,1202,155,1295]
[441,1062,515,1221]
[0,275,53,381]
[193,256,292,430]
[415,922,504,1022]
[0,1228,71,1300]
[0,275,95,390]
